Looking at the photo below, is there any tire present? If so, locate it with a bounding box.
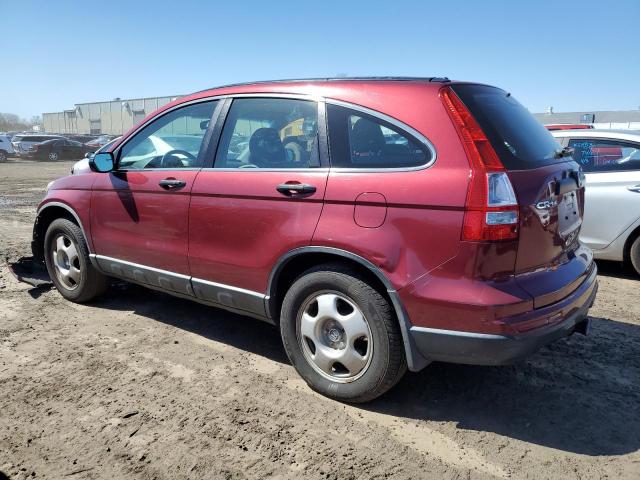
[0,150,7,162]
[43,218,109,302]
[47,151,59,161]
[280,263,407,403]
[630,235,640,276]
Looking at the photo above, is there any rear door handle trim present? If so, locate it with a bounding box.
[276,183,316,196]
[628,185,640,193]
[159,178,186,189]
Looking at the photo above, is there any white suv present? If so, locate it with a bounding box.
[0,135,15,161]
[552,129,640,275]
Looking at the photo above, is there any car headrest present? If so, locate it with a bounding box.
[350,118,386,158]
[249,128,285,167]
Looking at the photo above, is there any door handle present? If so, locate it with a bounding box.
[628,185,640,193]
[276,182,316,196]
[159,178,186,189]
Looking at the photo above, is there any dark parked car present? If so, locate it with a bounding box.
[33,78,597,402]
[66,134,99,144]
[11,134,64,157]
[31,138,94,161]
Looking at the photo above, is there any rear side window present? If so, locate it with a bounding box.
[568,138,640,173]
[215,98,319,169]
[452,84,561,170]
[327,104,430,169]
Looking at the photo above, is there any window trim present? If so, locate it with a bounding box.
[568,137,640,173]
[112,98,222,172]
[325,99,437,172]
[112,92,437,174]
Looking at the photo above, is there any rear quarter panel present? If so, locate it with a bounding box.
[313,85,471,289]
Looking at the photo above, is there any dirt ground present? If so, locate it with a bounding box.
[0,159,638,480]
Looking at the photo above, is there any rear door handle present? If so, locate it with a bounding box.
[628,184,640,193]
[159,178,186,189]
[276,183,316,196]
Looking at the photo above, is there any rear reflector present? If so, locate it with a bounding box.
[440,87,519,241]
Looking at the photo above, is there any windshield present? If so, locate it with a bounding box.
[452,84,562,170]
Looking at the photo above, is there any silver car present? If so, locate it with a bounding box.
[552,129,640,274]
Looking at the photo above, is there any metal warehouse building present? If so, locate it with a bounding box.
[43,93,640,136]
[43,95,183,135]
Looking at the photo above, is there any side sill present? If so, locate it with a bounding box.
[90,254,273,324]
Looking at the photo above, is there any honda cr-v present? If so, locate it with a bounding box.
[33,78,597,402]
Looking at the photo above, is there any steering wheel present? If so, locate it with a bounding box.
[160,149,196,168]
[239,163,259,168]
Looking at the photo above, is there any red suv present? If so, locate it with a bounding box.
[32,78,597,402]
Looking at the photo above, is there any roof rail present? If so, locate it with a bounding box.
[194,76,450,94]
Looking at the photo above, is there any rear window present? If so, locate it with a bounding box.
[452,84,562,170]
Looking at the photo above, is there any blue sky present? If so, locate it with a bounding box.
[3,0,639,119]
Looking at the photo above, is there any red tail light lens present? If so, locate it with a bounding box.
[440,87,519,241]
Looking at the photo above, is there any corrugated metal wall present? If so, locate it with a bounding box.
[43,95,182,135]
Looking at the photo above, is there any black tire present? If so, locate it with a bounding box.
[280,263,407,403]
[47,150,59,161]
[0,150,7,162]
[630,235,640,276]
[44,218,109,302]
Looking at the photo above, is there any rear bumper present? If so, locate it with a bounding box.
[409,264,598,366]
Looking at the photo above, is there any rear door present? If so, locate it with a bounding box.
[188,97,328,315]
[452,84,592,307]
[567,137,640,250]
[91,100,218,293]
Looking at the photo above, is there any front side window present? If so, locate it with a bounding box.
[327,104,430,168]
[568,138,640,173]
[215,98,319,169]
[118,101,217,169]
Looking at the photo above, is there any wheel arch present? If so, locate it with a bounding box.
[32,203,89,263]
[267,246,429,371]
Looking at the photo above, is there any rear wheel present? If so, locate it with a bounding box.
[47,151,59,161]
[0,150,7,162]
[280,264,407,403]
[630,235,640,276]
[44,218,109,302]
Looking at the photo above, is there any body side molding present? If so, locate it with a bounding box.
[89,254,271,322]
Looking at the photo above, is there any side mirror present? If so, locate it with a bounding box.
[84,152,92,159]
[90,152,114,172]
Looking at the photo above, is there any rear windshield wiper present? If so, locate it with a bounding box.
[554,146,574,158]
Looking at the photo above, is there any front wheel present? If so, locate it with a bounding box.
[44,218,109,302]
[0,150,7,162]
[280,264,407,403]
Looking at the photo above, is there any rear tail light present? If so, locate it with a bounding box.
[440,87,519,241]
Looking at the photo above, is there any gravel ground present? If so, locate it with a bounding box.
[0,159,639,480]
